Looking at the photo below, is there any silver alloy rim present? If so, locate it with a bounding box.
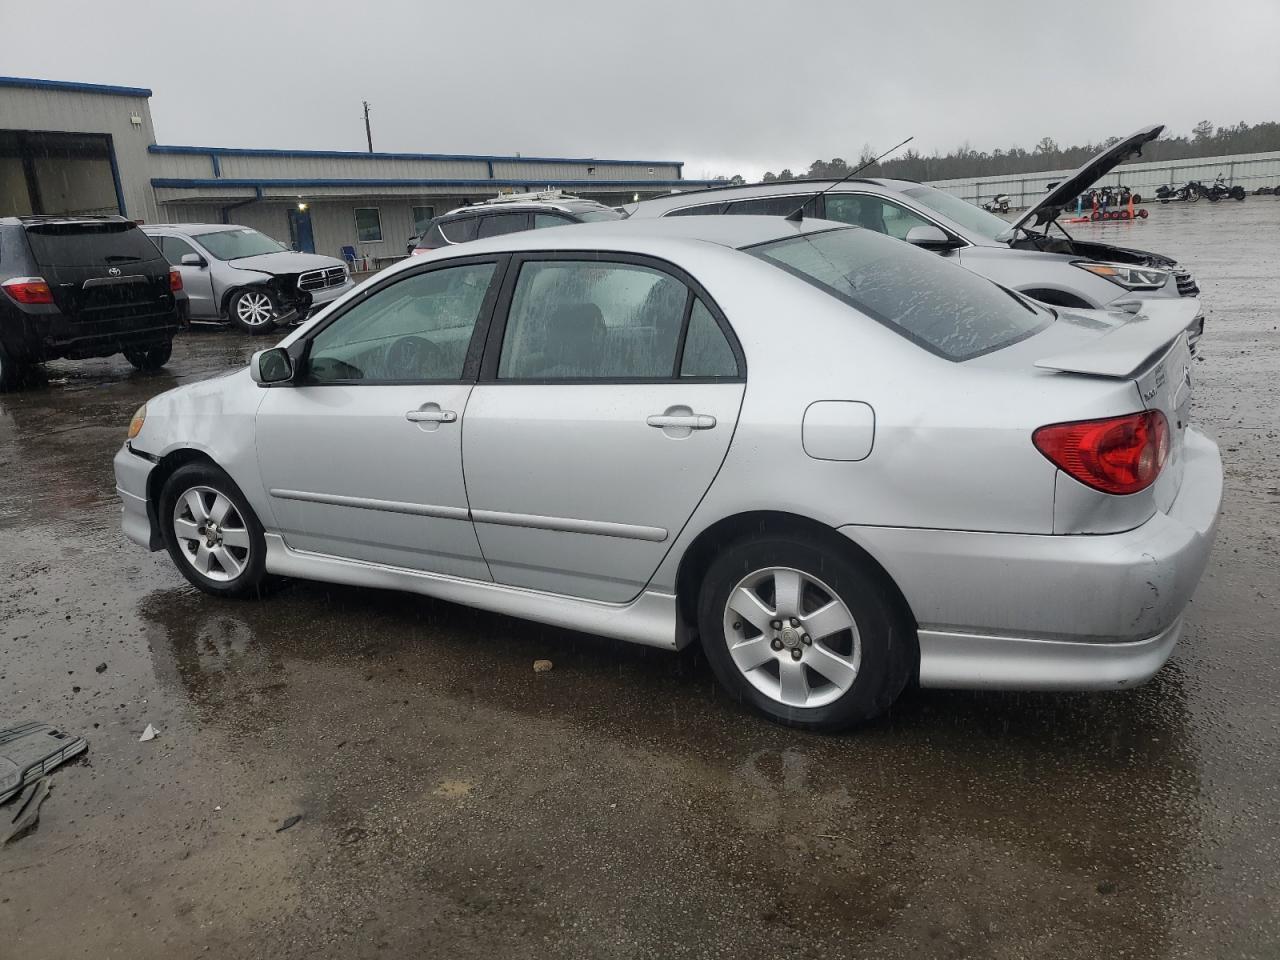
[172,485,251,583]
[722,566,861,709]
[235,292,274,326]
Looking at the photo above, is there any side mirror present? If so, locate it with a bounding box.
[180,252,207,268]
[250,347,295,385]
[905,224,958,250]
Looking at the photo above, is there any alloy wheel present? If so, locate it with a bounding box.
[235,292,275,327]
[172,485,252,582]
[721,566,861,709]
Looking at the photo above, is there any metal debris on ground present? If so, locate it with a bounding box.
[1,777,51,845]
[138,724,158,742]
[276,815,303,833]
[0,722,88,805]
[533,659,554,673]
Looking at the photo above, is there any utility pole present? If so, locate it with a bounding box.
[362,101,373,153]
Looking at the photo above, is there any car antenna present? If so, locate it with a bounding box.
[785,136,914,222]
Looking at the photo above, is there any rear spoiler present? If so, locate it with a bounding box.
[1035,298,1201,378]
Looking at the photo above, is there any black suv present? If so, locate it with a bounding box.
[0,216,182,389]
[412,193,622,253]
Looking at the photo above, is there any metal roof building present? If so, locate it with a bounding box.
[1,75,714,262]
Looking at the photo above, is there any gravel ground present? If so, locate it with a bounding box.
[1,199,1277,959]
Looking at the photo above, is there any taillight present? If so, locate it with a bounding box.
[2,276,54,305]
[1033,411,1170,495]
[169,269,183,292]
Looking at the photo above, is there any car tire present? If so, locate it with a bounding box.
[159,463,272,598]
[0,342,25,391]
[123,339,173,371]
[228,288,280,334]
[696,533,913,731]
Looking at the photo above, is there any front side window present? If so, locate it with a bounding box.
[498,260,690,380]
[533,213,573,229]
[750,227,1049,361]
[477,213,529,238]
[354,208,383,243]
[306,262,495,383]
[159,235,198,265]
[192,227,286,260]
[823,194,933,240]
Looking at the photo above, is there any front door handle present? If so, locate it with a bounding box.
[406,409,457,423]
[647,413,716,430]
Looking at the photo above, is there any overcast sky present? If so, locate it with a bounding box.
[4,0,1278,181]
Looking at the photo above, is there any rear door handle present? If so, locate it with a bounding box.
[646,414,716,430]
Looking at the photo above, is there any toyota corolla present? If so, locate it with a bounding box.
[113,216,1221,729]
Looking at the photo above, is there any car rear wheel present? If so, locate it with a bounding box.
[228,288,280,334]
[160,463,271,598]
[697,534,913,730]
[123,340,173,371]
[0,342,25,391]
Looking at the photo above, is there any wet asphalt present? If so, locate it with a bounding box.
[1,200,1278,959]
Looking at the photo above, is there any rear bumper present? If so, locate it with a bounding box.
[843,428,1222,690]
[113,444,160,550]
[4,309,180,361]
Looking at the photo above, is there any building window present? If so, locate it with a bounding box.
[354,207,383,243]
[412,205,436,237]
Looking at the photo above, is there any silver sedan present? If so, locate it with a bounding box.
[113,216,1222,729]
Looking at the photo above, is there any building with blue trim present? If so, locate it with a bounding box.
[1,75,716,260]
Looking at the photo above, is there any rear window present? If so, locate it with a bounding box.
[24,221,163,268]
[748,227,1050,361]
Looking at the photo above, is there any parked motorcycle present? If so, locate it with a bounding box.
[1156,181,1201,203]
[982,193,1011,213]
[1200,173,1247,202]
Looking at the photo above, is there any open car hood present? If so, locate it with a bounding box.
[1003,124,1164,236]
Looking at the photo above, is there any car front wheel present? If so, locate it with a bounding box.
[160,463,270,597]
[697,533,913,730]
[228,288,280,334]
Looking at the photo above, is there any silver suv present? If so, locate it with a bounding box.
[627,126,1202,336]
[143,223,353,334]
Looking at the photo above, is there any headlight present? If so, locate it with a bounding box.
[127,404,146,440]
[1074,261,1170,290]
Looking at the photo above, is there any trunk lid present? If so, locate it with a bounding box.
[1035,298,1197,512]
[1002,124,1164,236]
[23,220,174,323]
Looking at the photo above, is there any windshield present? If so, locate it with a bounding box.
[192,227,287,260]
[749,227,1050,361]
[902,185,1013,242]
[572,208,623,223]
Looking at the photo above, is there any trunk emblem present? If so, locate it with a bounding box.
[108,267,121,277]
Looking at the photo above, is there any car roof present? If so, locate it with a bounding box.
[628,178,924,216]
[2,215,136,227]
[441,199,610,218]
[142,223,243,234]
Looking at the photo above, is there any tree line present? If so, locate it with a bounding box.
[720,120,1280,185]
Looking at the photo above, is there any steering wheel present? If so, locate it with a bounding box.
[382,335,445,380]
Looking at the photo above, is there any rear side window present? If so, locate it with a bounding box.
[680,300,738,377]
[477,213,529,239]
[750,227,1050,361]
[533,213,574,229]
[666,203,727,217]
[439,217,479,244]
[24,222,162,267]
[726,195,818,217]
[498,260,690,380]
